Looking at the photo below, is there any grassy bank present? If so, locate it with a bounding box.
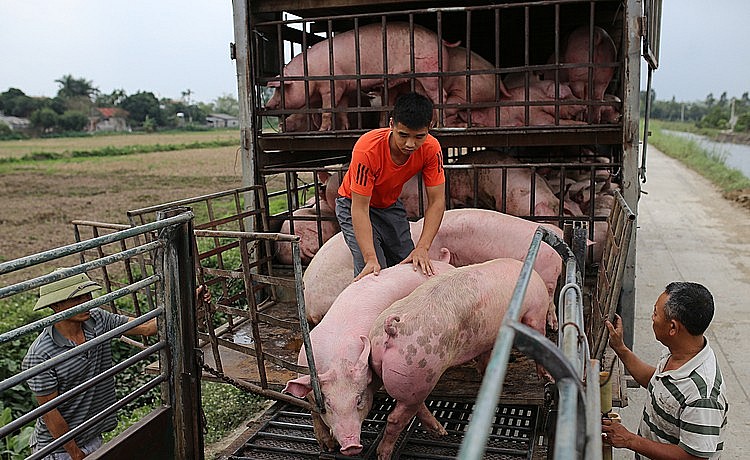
[647,120,750,193]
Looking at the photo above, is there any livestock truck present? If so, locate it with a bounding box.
[219,0,662,458]
[0,0,662,459]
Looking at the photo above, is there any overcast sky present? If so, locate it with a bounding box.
[1,0,747,104]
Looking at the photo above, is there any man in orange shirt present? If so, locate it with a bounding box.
[336,92,446,281]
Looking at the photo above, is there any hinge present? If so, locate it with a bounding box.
[230,42,236,61]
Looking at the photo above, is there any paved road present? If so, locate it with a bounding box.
[613,146,750,459]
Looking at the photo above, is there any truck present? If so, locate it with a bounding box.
[0,0,662,458]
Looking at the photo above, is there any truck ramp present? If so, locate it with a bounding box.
[226,394,544,459]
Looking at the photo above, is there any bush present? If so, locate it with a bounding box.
[58,110,89,132]
[201,382,266,444]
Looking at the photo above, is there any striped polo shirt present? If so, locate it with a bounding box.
[22,308,130,453]
[636,338,728,459]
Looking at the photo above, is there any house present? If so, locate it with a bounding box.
[88,107,130,132]
[206,113,239,128]
[0,114,31,131]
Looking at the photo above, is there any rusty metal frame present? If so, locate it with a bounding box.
[0,211,201,460]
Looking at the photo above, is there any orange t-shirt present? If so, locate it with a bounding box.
[337,128,445,208]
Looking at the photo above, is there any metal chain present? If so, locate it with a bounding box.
[201,362,256,395]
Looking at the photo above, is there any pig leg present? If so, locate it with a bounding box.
[377,402,419,460]
[318,86,349,131]
[306,394,337,452]
[547,299,559,331]
[415,402,447,436]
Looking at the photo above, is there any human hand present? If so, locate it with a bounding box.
[400,247,434,276]
[605,314,626,354]
[354,258,381,282]
[196,284,211,304]
[601,416,632,448]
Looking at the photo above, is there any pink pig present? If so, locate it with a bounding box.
[284,259,454,456]
[303,208,563,330]
[454,80,586,127]
[543,26,617,123]
[368,258,550,459]
[266,22,448,131]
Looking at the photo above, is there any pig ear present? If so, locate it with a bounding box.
[353,336,371,376]
[283,375,312,398]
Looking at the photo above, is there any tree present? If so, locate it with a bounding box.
[55,75,98,100]
[58,110,89,131]
[95,89,127,107]
[29,108,59,132]
[705,93,715,108]
[212,93,240,117]
[120,91,163,127]
[0,88,39,117]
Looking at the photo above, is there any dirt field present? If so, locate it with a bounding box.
[0,134,245,279]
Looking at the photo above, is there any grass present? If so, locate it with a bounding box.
[0,129,239,160]
[647,120,750,193]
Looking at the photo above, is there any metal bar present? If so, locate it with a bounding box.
[0,307,161,393]
[0,275,160,345]
[293,240,325,412]
[0,240,161,300]
[195,229,300,242]
[157,207,202,458]
[0,213,191,275]
[0,341,165,438]
[457,228,544,459]
[585,359,604,460]
[553,378,580,459]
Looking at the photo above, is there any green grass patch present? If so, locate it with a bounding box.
[201,382,267,445]
[648,120,750,193]
[0,140,237,165]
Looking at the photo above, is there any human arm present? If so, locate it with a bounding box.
[35,391,87,460]
[606,314,655,387]
[351,191,380,281]
[400,183,445,275]
[124,317,157,337]
[601,419,706,460]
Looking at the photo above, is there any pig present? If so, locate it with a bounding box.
[303,208,563,329]
[274,204,340,265]
[266,22,449,131]
[442,45,512,125]
[284,259,454,455]
[542,26,617,123]
[368,258,550,459]
[281,91,380,132]
[454,80,586,127]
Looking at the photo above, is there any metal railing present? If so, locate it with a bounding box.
[0,210,202,459]
[458,226,602,459]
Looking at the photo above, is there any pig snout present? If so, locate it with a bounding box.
[339,439,364,456]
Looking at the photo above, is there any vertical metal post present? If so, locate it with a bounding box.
[619,0,644,349]
[157,208,202,459]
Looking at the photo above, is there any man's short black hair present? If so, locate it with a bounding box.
[392,92,434,130]
[663,282,714,336]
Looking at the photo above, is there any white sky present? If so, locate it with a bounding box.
[1,0,747,104]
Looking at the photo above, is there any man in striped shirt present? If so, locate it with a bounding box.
[602,282,728,459]
[22,271,157,460]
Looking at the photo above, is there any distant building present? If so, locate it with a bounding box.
[88,107,130,132]
[206,113,239,128]
[0,114,31,131]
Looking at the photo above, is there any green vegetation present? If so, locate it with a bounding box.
[648,120,750,193]
[641,89,750,133]
[0,139,236,164]
[1,76,240,138]
[0,288,266,457]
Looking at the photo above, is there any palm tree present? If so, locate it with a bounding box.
[55,75,98,100]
